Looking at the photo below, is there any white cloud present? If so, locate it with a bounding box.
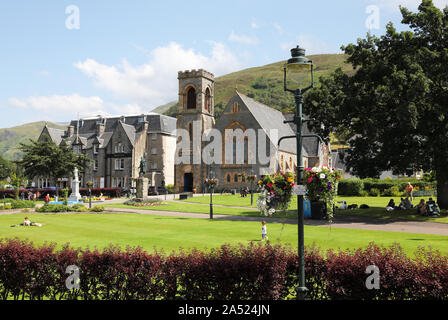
[75,41,242,108]
[8,94,107,113]
[7,94,150,122]
[251,21,259,29]
[273,23,283,34]
[228,31,259,45]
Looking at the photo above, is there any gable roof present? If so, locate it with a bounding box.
[43,126,65,145]
[235,92,298,154]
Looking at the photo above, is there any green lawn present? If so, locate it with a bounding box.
[177,194,448,223]
[1,212,447,257]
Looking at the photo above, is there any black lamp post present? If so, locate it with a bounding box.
[280,45,316,300]
[209,169,215,220]
[250,168,255,206]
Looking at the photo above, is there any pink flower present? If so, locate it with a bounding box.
[307,177,313,184]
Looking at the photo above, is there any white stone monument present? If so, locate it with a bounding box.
[68,168,82,202]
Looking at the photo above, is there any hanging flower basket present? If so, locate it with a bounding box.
[257,172,294,216]
[204,178,218,189]
[303,166,342,221]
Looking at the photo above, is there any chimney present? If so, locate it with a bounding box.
[96,123,105,137]
[67,125,75,137]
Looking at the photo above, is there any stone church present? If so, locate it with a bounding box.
[36,113,176,190]
[174,69,330,193]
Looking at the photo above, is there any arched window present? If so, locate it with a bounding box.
[187,87,196,109]
[289,157,293,171]
[205,88,211,113]
[227,173,231,183]
[280,155,285,172]
[234,173,238,183]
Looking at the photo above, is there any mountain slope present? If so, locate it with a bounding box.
[0,121,67,160]
[160,54,353,118]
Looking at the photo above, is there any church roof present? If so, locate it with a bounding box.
[235,92,299,155]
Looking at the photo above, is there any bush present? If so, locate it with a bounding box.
[88,205,105,212]
[337,179,364,196]
[36,204,71,213]
[0,240,446,300]
[0,199,35,209]
[368,188,381,197]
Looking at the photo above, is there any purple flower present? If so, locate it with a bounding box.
[327,182,332,190]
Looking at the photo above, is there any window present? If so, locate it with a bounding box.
[281,155,285,172]
[151,133,157,140]
[115,159,125,170]
[115,143,124,153]
[234,174,238,183]
[205,88,211,113]
[187,87,196,109]
[151,162,157,169]
[93,144,99,154]
[93,160,98,171]
[112,177,125,188]
[151,148,157,155]
[73,145,81,154]
[227,174,231,183]
[232,102,240,113]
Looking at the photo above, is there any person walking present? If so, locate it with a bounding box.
[261,220,268,241]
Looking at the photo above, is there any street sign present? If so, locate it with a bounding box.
[293,185,307,196]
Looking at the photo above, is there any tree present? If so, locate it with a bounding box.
[0,155,15,181]
[304,0,448,208]
[17,135,89,193]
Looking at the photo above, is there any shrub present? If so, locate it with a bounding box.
[0,199,35,209]
[368,188,381,197]
[337,179,364,196]
[88,205,105,212]
[36,204,71,213]
[0,240,447,300]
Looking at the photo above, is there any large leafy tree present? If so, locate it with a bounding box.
[17,135,89,190]
[305,0,448,208]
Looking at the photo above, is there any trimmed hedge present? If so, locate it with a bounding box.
[338,178,436,196]
[0,199,35,209]
[0,240,447,300]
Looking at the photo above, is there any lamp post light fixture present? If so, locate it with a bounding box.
[279,45,320,300]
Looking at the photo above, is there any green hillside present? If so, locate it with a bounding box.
[0,121,67,160]
[159,54,354,118]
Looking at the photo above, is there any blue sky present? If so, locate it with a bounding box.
[1,0,447,128]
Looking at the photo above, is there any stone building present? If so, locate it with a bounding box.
[37,113,176,190]
[174,69,330,193]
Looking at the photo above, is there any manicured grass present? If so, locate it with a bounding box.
[179,194,448,223]
[1,213,447,257]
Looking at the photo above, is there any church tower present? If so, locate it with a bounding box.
[174,69,215,193]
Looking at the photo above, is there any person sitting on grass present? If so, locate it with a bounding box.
[386,199,398,212]
[10,217,44,227]
[399,197,413,210]
[417,199,427,215]
[426,198,440,217]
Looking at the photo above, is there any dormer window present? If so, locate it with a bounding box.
[93,144,99,154]
[73,145,81,154]
[114,143,125,153]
